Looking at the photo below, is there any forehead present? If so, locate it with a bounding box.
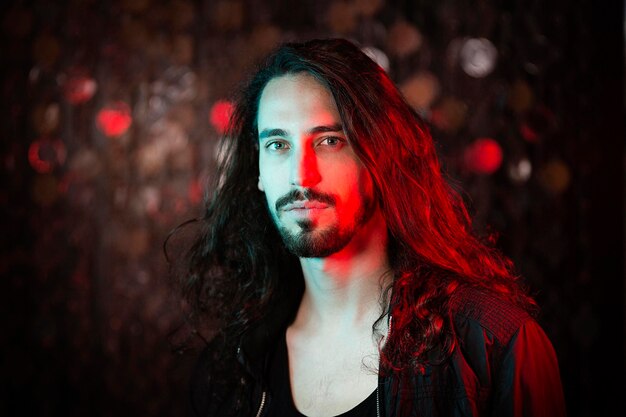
[257,73,341,130]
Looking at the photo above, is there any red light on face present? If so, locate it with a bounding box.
[96,102,132,137]
[464,138,503,174]
[63,75,97,104]
[209,100,234,134]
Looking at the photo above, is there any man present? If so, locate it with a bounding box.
[179,38,566,416]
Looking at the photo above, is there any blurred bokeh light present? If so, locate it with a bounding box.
[1,1,622,417]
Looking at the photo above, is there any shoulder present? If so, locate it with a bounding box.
[445,287,566,415]
[448,285,533,346]
[188,340,224,416]
[188,336,248,417]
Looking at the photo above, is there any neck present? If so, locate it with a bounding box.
[293,209,391,333]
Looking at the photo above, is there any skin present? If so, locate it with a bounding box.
[257,73,391,416]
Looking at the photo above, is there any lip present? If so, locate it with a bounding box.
[282,201,330,211]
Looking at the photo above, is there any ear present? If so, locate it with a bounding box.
[257,176,264,192]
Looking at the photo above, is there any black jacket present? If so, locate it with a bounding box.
[189,286,566,417]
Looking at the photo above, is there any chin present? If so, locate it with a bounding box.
[280,224,353,258]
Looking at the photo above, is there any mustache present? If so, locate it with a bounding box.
[275,189,337,211]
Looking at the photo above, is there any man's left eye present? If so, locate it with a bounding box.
[319,136,345,147]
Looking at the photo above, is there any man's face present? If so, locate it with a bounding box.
[257,73,376,258]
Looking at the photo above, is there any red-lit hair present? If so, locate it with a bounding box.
[172,38,537,374]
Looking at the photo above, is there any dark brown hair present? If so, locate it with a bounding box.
[169,38,537,373]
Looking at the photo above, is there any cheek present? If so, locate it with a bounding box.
[332,164,370,211]
[258,170,284,208]
[343,165,376,220]
[258,155,275,193]
[358,166,375,201]
[257,175,264,192]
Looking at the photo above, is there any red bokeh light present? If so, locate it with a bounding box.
[28,137,67,174]
[188,178,203,205]
[464,137,503,174]
[96,102,132,137]
[519,122,539,143]
[519,105,555,143]
[63,75,97,104]
[209,100,234,134]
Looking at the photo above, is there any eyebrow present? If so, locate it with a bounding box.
[258,123,344,140]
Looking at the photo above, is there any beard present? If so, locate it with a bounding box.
[278,220,350,258]
[271,188,376,258]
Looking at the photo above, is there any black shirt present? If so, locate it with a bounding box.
[266,334,378,417]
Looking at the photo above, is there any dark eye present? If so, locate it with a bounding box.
[265,140,287,151]
[265,140,290,154]
[320,136,345,147]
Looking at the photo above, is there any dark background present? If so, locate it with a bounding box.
[1,0,624,416]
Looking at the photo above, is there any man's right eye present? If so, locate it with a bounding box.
[265,140,289,151]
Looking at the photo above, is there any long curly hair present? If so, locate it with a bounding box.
[169,38,537,373]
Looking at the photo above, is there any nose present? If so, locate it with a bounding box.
[290,144,321,187]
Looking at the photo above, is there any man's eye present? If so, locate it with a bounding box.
[319,136,345,147]
[266,140,289,151]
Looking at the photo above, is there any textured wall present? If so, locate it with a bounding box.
[1,1,623,416]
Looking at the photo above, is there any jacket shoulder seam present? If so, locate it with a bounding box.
[449,287,531,344]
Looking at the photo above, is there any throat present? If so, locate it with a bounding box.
[284,325,380,417]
